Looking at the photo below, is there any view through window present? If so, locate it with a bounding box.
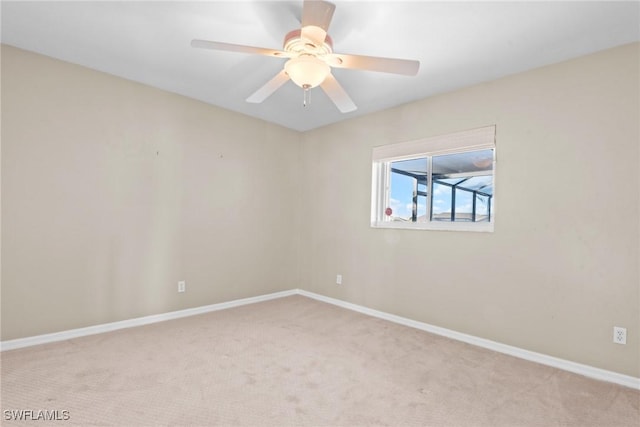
[372,126,495,231]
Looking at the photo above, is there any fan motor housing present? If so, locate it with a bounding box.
[283,29,333,56]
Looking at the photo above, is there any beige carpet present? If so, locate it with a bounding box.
[1,295,638,426]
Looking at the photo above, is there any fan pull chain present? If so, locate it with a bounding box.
[303,84,311,107]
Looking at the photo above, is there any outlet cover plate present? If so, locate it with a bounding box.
[613,326,626,344]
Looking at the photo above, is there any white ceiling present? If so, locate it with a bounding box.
[2,1,639,132]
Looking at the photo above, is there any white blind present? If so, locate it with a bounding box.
[372,125,496,161]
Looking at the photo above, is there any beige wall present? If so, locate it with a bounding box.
[299,42,639,377]
[2,43,638,377]
[1,45,301,340]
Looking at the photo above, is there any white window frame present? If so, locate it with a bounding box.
[371,126,496,232]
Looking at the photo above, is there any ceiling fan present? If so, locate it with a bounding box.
[191,0,420,113]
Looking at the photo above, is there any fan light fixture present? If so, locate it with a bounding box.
[472,158,493,169]
[284,55,330,89]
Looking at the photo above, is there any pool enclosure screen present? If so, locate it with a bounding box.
[389,149,494,223]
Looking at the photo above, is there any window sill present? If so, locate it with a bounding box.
[371,221,494,233]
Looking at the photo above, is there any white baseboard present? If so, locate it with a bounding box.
[0,289,297,352]
[297,289,640,390]
[2,287,638,390]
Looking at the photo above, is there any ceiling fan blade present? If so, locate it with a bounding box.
[191,39,290,58]
[326,53,420,76]
[301,0,335,46]
[301,0,335,30]
[320,73,357,113]
[246,70,290,104]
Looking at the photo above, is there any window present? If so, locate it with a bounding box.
[371,126,496,232]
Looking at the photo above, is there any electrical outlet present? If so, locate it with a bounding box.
[178,281,186,293]
[336,274,342,285]
[613,326,626,345]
